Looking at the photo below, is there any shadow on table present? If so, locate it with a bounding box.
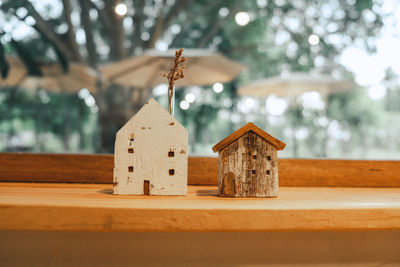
[196,189,218,196]
[98,188,113,195]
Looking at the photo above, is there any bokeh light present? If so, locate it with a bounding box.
[115,3,127,16]
[180,100,190,110]
[308,34,320,45]
[235,12,250,26]
[213,83,224,93]
[185,93,195,103]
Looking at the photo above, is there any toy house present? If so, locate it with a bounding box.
[212,122,285,198]
[113,98,188,195]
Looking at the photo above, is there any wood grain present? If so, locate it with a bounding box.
[0,153,399,187]
[212,122,286,152]
[279,159,400,187]
[1,182,400,231]
[0,153,113,183]
[218,131,278,197]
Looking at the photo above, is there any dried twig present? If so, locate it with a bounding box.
[160,48,186,114]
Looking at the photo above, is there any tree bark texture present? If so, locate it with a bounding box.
[103,0,124,60]
[95,84,151,153]
[18,0,77,61]
[79,0,98,67]
[218,131,278,198]
[61,0,82,62]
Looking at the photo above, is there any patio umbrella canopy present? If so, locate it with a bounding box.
[238,72,357,97]
[0,57,98,93]
[0,57,27,87]
[100,49,245,88]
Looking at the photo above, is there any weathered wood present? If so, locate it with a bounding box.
[1,182,400,231]
[221,172,236,196]
[218,132,278,197]
[0,153,400,187]
[113,98,188,195]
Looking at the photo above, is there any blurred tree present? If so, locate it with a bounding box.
[0,87,92,152]
[0,0,385,154]
[0,37,9,79]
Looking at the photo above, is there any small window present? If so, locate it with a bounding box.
[128,166,134,172]
[253,155,257,159]
[266,170,270,175]
[128,148,134,153]
[252,170,256,174]
[169,169,175,176]
[267,156,271,161]
[168,151,174,157]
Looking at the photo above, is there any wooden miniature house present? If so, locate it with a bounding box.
[212,123,285,198]
[113,98,188,196]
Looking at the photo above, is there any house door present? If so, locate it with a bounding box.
[143,180,150,195]
[221,172,236,197]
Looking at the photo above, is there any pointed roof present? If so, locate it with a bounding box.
[116,98,186,137]
[212,122,286,152]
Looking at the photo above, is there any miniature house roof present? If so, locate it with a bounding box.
[116,98,186,137]
[212,122,286,152]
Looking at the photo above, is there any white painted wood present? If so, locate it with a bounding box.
[113,98,188,195]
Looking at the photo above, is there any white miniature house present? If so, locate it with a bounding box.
[113,98,188,195]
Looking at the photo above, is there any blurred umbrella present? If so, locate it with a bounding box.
[238,72,357,97]
[100,49,245,88]
[0,57,97,93]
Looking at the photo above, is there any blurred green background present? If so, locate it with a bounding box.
[0,0,400,158]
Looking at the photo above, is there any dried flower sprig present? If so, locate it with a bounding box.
[160,48,186,114]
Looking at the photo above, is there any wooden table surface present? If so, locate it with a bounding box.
[1,182,400,232]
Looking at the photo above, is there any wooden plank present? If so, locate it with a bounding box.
[0,153,113,184]
[2,231,400,265]
[188,156,217,185]
[279,159,400,187]
[0,153,399,187]
[1,182,400,231]
[0,153,215,185]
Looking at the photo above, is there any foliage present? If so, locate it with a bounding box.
[0,87,94,152]
[0,0,397,158]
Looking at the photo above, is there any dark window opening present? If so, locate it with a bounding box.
[253,155,257,159]
[169,169,175,176]
[266,170,270,175]
[168,151,174,157]
[128,166,134,172]
[252,170,256,174]
[128,148,134,153]
[267,156,271,161]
